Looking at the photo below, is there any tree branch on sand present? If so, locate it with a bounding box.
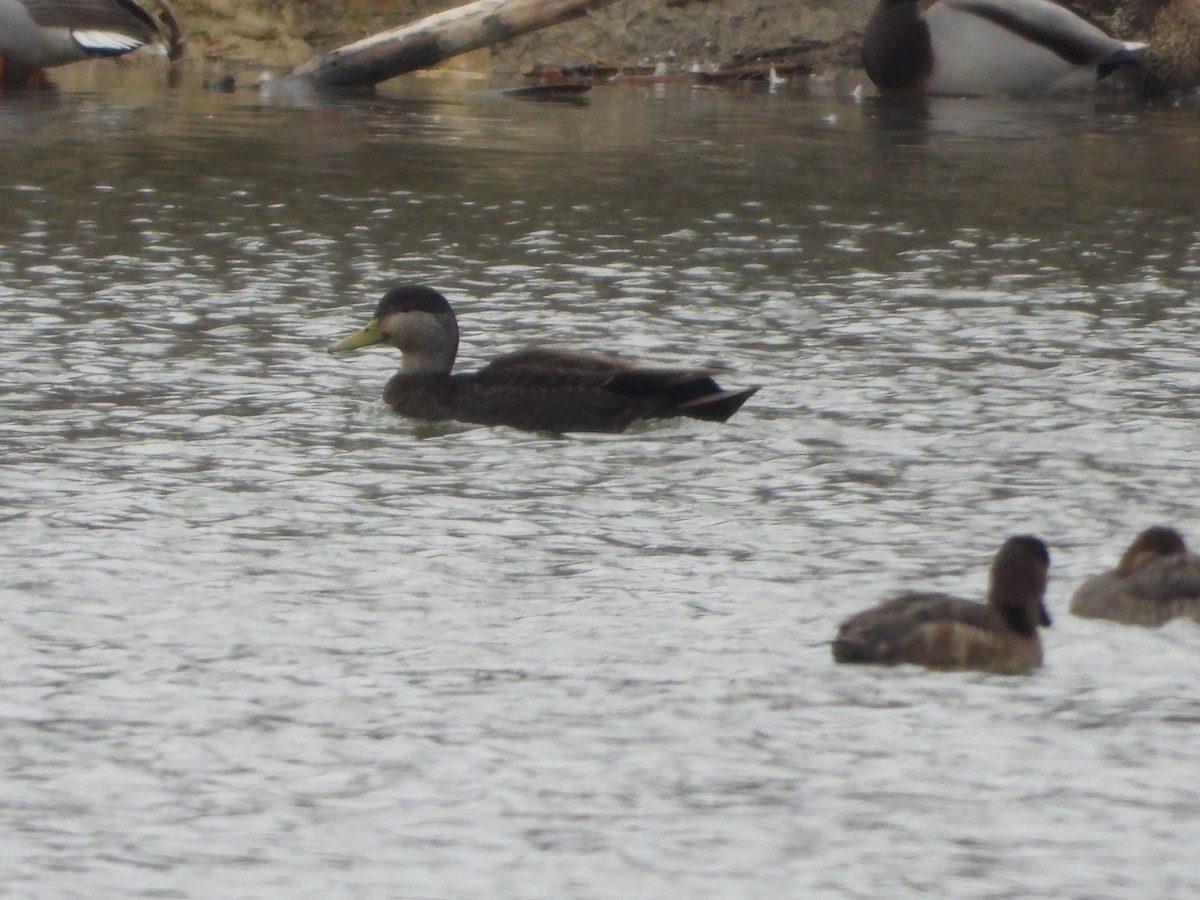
[282,0,626,88]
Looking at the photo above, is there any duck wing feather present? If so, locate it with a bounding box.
[946,0,1138,65]
[21,0,159,37]
[833,592,1006,663]
[474,347,758,425]
[1123,556,1200,603]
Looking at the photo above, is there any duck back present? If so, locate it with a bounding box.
[383,348,758,433]
[1071,555,1200,625]
[834,591,1044,674]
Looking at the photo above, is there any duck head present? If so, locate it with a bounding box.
[862,0,933,92]
[1115,525,1188,576]
[989,534,1052,632]
[330,284,461,375]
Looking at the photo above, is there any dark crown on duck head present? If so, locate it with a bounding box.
[1116,525,1188,575]
[1003,535,1050,569]
[375,284,455,318]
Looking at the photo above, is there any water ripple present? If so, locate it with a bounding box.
[2,77,1200,897]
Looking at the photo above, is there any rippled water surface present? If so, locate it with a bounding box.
[3,66,1200,897]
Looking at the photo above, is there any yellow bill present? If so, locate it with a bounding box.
[329,317,384,353]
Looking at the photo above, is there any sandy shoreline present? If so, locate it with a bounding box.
[168,0,875,78]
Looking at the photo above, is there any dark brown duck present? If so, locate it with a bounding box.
[1070,526,1200,626]
[832,535,1052,674]
[330,284,760,434]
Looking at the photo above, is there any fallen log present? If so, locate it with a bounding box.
[284,0,626,89]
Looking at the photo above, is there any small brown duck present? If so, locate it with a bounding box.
[0,0,184,86]
[833,535,1053,674]
[1070,526,1200,625]
[329,284,760,434]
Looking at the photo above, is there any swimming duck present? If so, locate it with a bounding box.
[833,535,1052,674]
[861,0,1145,95]
[329,284,761,434]
[1070,526,1200,625]
[0,0,184,86]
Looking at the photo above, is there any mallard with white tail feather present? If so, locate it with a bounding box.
[0,0,183,85]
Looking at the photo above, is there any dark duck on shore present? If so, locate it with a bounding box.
[0,0,184,86]
[861,0,1145,95]
[832,535,1053,674]
[1070,526,1200,626]
[329,284,760,434]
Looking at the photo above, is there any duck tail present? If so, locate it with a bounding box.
[1098,43,1147,80]
[678,386,761,423]
[151,0,187,62]
[831,636,885,664]
[604,368,759,423]
[113,0,187,61]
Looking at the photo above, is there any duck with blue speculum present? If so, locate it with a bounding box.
[861,0,1146,95]
[1070,526,1200,626]
[329,284,761,434]
[0,0,183,86]
[832,535,1053,674]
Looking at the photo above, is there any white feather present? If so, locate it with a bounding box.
[70,30,146,55]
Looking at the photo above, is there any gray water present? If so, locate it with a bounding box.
[2,65,1200,898]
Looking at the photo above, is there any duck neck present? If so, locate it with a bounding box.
[396,313,458,375]
[862,0,933,92]
[399,345,456,376]
[988,573,1047,636]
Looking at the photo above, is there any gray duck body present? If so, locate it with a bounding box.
[862,0,1144,95]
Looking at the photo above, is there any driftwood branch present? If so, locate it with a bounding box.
[286,0,625,88]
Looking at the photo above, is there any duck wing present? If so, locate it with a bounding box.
[477,348,759,424]
[945,0,1141,65]
[479,347,621,378]
[833,592,1004,664]
[22,0,158,37]
[1124,556,1200,604]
